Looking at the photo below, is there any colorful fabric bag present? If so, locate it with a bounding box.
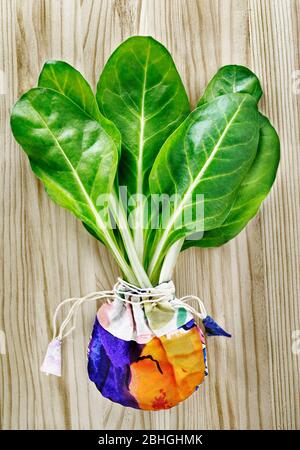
[41,279,230,410]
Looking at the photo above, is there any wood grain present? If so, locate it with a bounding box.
[0,0,299,429]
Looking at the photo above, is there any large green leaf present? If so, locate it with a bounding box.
[184,115,280,248]
[198,65,262,106]
[156,65,263,274]
[183,65,279,249]
[148,93,260,282]
[38,60,123,245]
[11,87,118,237]
[39,61,153,286]
[96,36,190,261]
[10,87,137,282]
[38,60,121,156]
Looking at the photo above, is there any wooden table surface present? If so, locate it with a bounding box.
[0,0,299,430]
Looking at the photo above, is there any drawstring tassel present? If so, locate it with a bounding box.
[40,338,62,376]
[41,278,231,377]
[203,316,232,337]
[40,290,115,377]
[172,294,231,337]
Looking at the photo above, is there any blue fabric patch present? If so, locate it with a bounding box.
[203,315,231,337]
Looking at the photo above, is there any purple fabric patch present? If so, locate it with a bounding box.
[181,319,196,330]
[88,318,144,409]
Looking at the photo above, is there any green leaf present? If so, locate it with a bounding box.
[38,60,121,157]
[38,60,124,245]
[10,87,138,283]
[198,65,262,106]
[11,87,118,238]
[183,65,279,249]
[184,115,280,248]
[96,36,190,261]
[148,93,260,282]
[39,61,152,286]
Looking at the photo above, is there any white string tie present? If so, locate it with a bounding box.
[40,278,208,377]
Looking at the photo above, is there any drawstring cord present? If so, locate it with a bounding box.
[51,279,208,342]
[172,296,207,321]
[52,291,115,341]
[41,278,228,377]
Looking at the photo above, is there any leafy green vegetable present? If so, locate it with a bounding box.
[183,65,279,249]
[38,60,151,287]
[96,36,190,262]
[38,61,118,244]
[38,60,121,155]
[10,87,136,283]
[10,38,279,288]
[198,65,262,106]
[184,115,280,248]
[148,93,260,282]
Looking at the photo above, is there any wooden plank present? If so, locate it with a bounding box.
[0,0,299,430]
[249,0,300,429]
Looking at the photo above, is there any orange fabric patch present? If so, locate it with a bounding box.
[129,325,205,410]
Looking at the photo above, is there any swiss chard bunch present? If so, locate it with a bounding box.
[11,37,280,288]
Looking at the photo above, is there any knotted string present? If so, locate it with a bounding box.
[41,278,229,377]
[51,278,208,342]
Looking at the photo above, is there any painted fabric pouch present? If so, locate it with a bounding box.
[11,36,279,411]
[88,281,209,410]
[40,279,230,410]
